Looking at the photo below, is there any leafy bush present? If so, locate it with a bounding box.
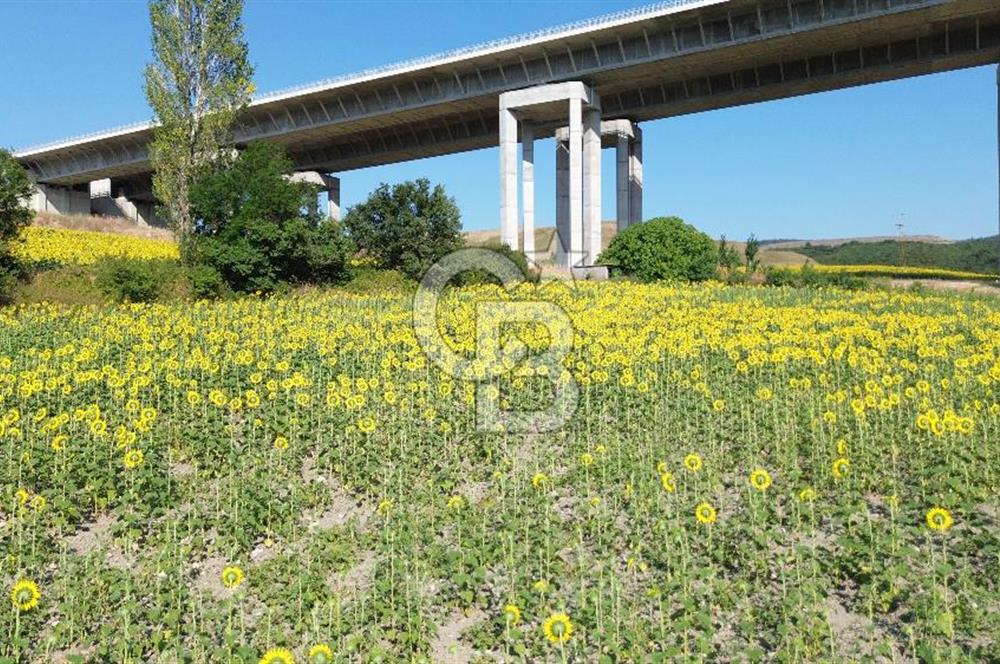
[599,216,717,282]
[187,143,351,293]
[0,148,35,302]
[764,265,866,290]
[97,257,181,302]
[344,178,463,280]
[454,242,539,286]
[0,253,25,305]
[186,264,228,300]
[344,266,417,294]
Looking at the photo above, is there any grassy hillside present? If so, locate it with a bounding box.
[797,236,999,274]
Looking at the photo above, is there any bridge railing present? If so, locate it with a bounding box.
[254,0,715,103]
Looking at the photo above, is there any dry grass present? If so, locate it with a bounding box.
[33,212,174,241]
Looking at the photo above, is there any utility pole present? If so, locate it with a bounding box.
[996,65,999,283]
[895,213,905,266]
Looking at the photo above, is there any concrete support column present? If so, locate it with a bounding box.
[629,127,643,225]
[499,107,519,250]
[616,134,630,232]
[583,107,602,264]
[555,140,569,264]
[521,123,535,260]
[327,176,341,221]
[568,97,584,267]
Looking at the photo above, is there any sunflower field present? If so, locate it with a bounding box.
[1,281,998,662]
[12,227,179,266]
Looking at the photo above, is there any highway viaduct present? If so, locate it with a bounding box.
[13,0,1000,268]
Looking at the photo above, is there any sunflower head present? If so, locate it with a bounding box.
[926,507,954,532]
[308,643,334,663]
[659,473,675,493]
[221,565,245,589]
[259,648,295,664]
[542,612,573,644]
[683,454,703,473]
[695,502,717,525]
[749,468,772,492]
[11,579,40,612]
[123,449,144,469]
[831,457,850,479]
[502,603,521,626]
[798,487,817,503]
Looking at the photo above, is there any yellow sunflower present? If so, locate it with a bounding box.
[749,468,772,492]
[695,502,717,525]
[307,643,334,663]
[123,449,144,469]
[10,579,40,612]
[542,612,573,644]
[683,454,703,472]
[659,472,676,493]
[926,507,954,532]
[259,648,295,664]
[831,457,850,479]
[221,565,245,589]
[502,603,521,625]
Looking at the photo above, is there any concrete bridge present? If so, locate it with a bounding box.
[14,0,1000,266]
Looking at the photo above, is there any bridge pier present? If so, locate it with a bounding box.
[27,182,90,217]
[556,119,643,260]
[88,178,167,226]
[499,82,600,268]
[289,172,341,221]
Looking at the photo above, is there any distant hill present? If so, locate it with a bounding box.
[763,235,952,248]
[796,236,999,274]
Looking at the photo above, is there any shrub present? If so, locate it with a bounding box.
[0,148,35,302]
[187,143,351,293]
[454,242,539,286]
[344,178,463,280]
[763,265,866,290]
[0,253,25,305]
[186,264,228,300]
[599,216,717,282]
[97,257,181,302]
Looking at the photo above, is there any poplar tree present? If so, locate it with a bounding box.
[144,0,254,237]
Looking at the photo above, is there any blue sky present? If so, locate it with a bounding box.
[1,0,997,240]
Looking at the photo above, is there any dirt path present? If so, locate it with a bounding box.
[889,278,1000,296]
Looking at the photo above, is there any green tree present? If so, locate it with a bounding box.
[745,234,761,273]
[0,149,34,301]
[717,234,740,270]
[144,0,254,238]
[599,216,717,282]
[344,179,463,280]
[187,142,351,293]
